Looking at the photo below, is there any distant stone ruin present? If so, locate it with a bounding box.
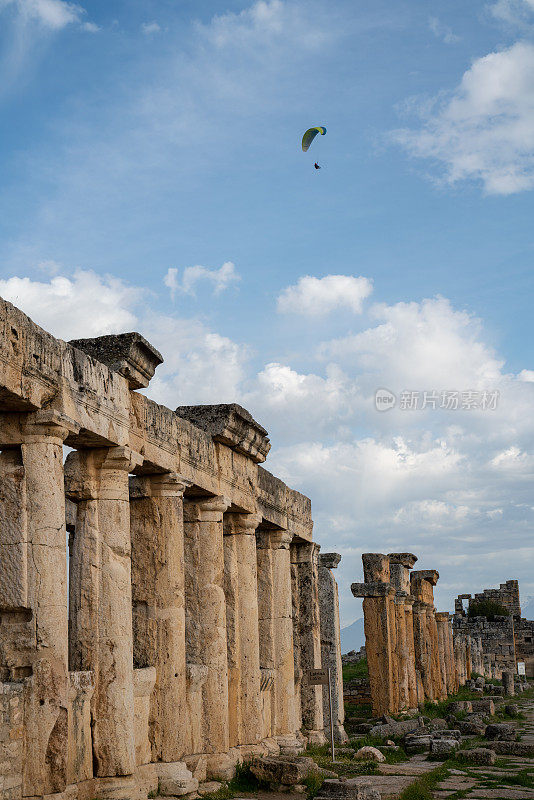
[0,298,346,800]
[454,580,534,679]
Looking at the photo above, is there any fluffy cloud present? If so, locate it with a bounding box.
[320,296,503,391]
[393,41,534,194]
[277,275,373,316]
[164,262,240,299]
[0,271,140,339]
[0,0,84,29]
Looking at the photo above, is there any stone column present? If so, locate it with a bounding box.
[436,613,449,699]
[20,410,79,797]
[318,553,348,743]
[503,670,515,696]
[223,512,263,748]
[256,530,297,738]
[292,542,325,745]
[65,445,141,777]
[184,496,230,754]
[411,570,442,704]
[352,553,397,716]
[130,472,189,762]
[388,554,418,712]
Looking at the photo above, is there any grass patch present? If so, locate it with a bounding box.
[305,742,379,777]
[302,772,324,799]
[342,658,368,682]
[398,763,449,800]
[344,701,372,720]
[201,762,263,800]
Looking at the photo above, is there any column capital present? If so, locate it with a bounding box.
[256,529,293,550]
[291,540,320,565]
[23,409,80,443]
[130,472,191,498]
[223,511,262,536]
[351,581,394,598]
[184,494,230,522]
[100,445,143,473]
[319,552,341,570]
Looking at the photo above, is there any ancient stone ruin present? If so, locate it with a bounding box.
[454,580,534,679]
[351,553,470,715]
[0,298,346,800]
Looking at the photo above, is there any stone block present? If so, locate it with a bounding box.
[69,332,163,389]
[315,778,382,800]
[156,762,199,797]
[484,723,515,741]
[456,748,496,765]
[472,699,495,715]
[430,739,459,757]
[175,404,270,463]
[250,756,318,786]
[353,746,385,763]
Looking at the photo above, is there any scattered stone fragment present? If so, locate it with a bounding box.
[484,723,516,741]
[197,781,223,796]
[353,746,385,762]
[315,778,381,800]
[430,738,459,757]
[456,748,496,766]
[250,756,319,787]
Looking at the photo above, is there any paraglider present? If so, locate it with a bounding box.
[302,126,326,152]
[302,126,326,170]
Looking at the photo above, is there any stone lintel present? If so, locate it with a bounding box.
[388,552,418,568]
[69,332,163,390]
[412,569,439,586]
[319,552,341,570]
[175,403,271,464]
[351,581,393,598]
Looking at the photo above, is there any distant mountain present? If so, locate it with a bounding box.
[340,617,365,654]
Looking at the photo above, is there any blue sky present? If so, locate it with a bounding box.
[1,0,534,624]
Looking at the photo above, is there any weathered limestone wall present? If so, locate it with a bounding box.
[0,297,347,800]
[352,553,460,715]
[453,614,515,679]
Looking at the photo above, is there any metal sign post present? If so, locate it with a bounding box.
[306,667,335,763]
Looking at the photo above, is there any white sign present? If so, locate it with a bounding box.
[518,661,526,676]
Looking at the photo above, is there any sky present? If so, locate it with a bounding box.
[1,0,534,626]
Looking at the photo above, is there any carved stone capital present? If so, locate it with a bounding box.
[351,581,394,598]
[291,540,320,565]
[23,408,80,443]
[223,511,262,536]
[130,472,191,499]
[256,530,293,550]
[183,495,231,522]
[319,552,341,570]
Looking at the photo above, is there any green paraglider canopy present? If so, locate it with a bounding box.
[302,126,326,152]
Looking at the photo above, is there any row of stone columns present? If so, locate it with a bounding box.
[352,552,459,716]
[0,410,346,797]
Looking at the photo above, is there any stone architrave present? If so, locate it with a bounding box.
[130,472,190,762]
[20,410,79,796]
[388,553,418,711]
[183,496,231,755]
[291,542,325,745]
[223,511,263,748]
[256,530,297,737]
[65,445,141,778]
[318,553,348,743]
[352,554,397,716]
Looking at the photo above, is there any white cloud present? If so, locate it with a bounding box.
[0,270,140,339]
[277,275,373,316]
[428,16,460,44]
[489,0,534,26]
[320,296,503,390]
[518,368,534,381]
[0,0,84,29]
[164,262,240,299]
[393,41,534,195]
[141,21,161,35]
